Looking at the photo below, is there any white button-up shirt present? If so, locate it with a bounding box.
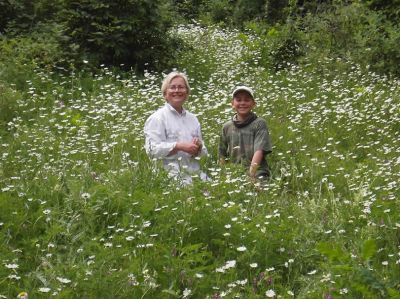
[144,103,208,184]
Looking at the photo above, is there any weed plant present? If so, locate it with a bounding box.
[0,24,399,298]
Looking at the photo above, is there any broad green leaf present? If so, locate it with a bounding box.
[361,239,377,261]
[317,242,347,262]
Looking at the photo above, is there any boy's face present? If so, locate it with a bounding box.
[165,76,188,111]
[231,91,255,118]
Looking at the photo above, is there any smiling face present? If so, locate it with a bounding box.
[164,76,188,113]
[231,90,255,120]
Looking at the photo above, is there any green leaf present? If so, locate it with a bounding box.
[361,239,377,261]
[317,241,347,262]
[268,27,278,37]
[387,288,400,298]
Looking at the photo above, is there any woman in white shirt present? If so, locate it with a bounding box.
[144,71,208,185]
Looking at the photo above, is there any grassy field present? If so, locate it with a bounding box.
[0,24,399,298]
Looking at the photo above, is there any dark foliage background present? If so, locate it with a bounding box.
[0,0,180,72]
[0,0,399,76]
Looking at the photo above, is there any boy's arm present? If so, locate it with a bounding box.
[249,119,272,177]
[249,149,264,177]
[218,127,229,165]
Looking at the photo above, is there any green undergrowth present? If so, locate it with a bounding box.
[0,24,399,298]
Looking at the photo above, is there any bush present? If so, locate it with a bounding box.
[232,0,265,27]
[0,22,67,68]
[0,0,64,34]
[269,23,304,71]
[0,0,182,72]
[300,2,400,77]
[60,0,180,72]
[243,21,305,71]
[355,13,400,77]
[0,22,71,92]
[199,0,234,26]
[172,0,205,20]
[364,0,400,23]
[264,0,291,24]
[0,84,22,137]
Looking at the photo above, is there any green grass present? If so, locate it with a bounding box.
[0,24,399,298]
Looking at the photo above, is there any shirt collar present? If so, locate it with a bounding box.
[165,103,186,116]
[232,112,257,128]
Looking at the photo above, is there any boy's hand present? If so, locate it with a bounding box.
[249,163,259,178]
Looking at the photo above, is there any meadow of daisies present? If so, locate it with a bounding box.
[1,24,399,298]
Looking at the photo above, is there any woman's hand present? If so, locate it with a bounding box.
[192,137,203,155]
[171,141,201,156]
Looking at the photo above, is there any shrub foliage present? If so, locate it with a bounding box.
[0,0,179,71]
[1,0,400,77]
[60,0,178,71]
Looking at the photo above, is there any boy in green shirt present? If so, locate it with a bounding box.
[219,86,272,179]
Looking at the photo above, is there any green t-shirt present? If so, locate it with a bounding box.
[219,115,272,177]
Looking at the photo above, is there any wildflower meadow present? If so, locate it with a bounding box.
[1,24,399,298]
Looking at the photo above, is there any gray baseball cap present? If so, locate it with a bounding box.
[232,86,254,99]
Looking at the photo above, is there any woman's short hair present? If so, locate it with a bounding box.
[161,71,191,97]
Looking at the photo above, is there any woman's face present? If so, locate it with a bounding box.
[165,76,188,113]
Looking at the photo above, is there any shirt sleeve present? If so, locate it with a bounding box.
[144,115,176,158]
[218,126,228,158]
[253,120,272,154]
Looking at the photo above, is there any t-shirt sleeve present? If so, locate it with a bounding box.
[218,126,229,158]
[253,120,272,154]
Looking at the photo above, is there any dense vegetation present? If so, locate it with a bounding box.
[1,0,400,76]
[0,0,399,298]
